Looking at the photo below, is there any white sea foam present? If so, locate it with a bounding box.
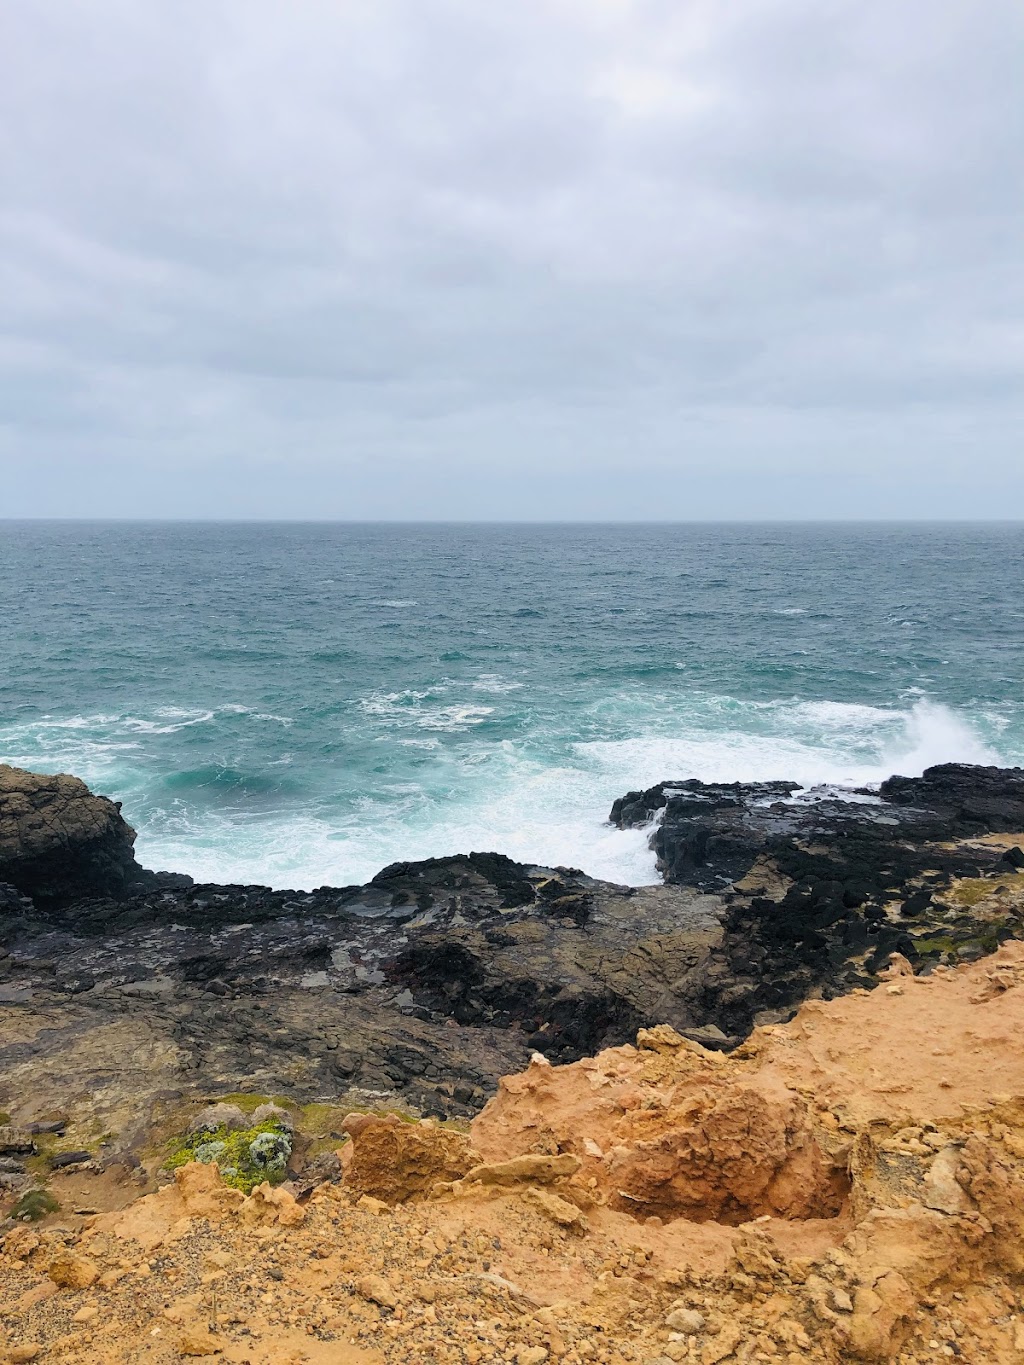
[131,698,1008,891]
[123,708,217,734]
[471,674,525,693]
[4,694,1017,894]
[359,688,496,732]
[134,760,663,890]
[578,699,999,793]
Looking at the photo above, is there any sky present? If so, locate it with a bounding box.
[1,0,1022,520]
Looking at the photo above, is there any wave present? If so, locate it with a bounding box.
[470,674,524,694]
[577,699,1000,793]
[161,766,304,801]
[122,708,217,735]
[130,696,1012,892]
[4,692,1019,893]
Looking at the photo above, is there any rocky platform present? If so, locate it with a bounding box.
[1,762,1023,1146]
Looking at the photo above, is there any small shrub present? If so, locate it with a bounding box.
[12,1188,59,1221]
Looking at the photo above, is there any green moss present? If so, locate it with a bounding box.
[12,1188,59,1221]
[950,873,1024,908]
[164,1117,292,1194]
[912,936,958,956]
[0,1111,11,1126]
[913,924,1007,960]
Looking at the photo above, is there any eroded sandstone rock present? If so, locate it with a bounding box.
[341,1114,475,1204]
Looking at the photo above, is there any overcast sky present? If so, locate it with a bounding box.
[1,0,1022,519]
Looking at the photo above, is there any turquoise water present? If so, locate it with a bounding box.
[1,521,1022,888]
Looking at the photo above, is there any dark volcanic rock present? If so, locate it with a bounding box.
[879,763,1024,832]
[611,762,1024,1035]
[612,765,1024,893]
[0,764,163,907]
[0,831,723,1126]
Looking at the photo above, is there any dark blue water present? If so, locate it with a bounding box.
[2,522,1022,887]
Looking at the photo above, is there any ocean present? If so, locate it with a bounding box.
[1,521,1022,889]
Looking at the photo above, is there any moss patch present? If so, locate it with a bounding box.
[164,1117,292,1194]
[948,874,1024,908]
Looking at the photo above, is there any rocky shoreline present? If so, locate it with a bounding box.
[2,761,1024,1132]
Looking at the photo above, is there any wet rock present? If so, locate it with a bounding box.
[0,881,35,917]
[611,764,1024,1037]
[3,762,1024,1134]
[879,763,1024,831]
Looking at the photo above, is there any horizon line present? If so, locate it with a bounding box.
[3,516,1024,526]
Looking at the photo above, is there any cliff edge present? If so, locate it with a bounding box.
[5,942,1024,1362]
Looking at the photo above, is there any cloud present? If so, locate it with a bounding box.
[1,0,1022,516]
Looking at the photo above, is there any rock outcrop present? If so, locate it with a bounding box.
[0,764,152,906]
[611,762,1024,1034]
[0,853,722,1130]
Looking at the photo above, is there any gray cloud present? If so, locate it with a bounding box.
[1,0,1022,517]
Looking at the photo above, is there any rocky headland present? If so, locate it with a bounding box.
[2,760,1024,1364]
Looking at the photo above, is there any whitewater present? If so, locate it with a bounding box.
[2,521,1022,889]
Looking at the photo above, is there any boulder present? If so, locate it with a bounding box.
[343,1113,475,1204]
[0,763,149,906]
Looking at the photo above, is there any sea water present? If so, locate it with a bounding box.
[1,521,1022,889]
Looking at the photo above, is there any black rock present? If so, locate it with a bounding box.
[607,763,1024,1037]
[49,1151,92,1168]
